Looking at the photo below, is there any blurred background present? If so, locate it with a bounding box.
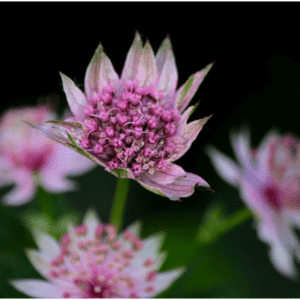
[1,3,300,298]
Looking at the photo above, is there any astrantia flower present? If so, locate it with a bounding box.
[207,129,300,278]
[0,106,95,205]
[35,33,213,200]
[11,210,184,298]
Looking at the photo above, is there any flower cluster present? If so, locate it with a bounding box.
[11,210,184,298]
[0,106,95,205]
[35,33,213,200]
[207,129,300,278]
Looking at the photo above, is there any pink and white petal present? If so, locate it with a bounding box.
[156,37,178,95]
[181,115,212,149]
[230,128,252,168]
[10,279,64,298]
[175,63,214,113]
[150,163,186,185]
[60,72,87,120]
[143,268,185,297]
[84,43,103,100]
[99,52,119,92]
[177,105,196,133]
[32,233,61,260]
[206,146,241,186]
[121,32,143,82]
[269,241,297,278]
[136,41,158,87]
[139,172,210,201]
[2,170,36,206]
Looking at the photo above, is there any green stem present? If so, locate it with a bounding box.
[37,186,56,222]
[109,178,130,233]
[196,206,253,244]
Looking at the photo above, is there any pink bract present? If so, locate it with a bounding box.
[34,33,213,200]
[0,105,96,205]
[207,129,300,278]
[11,210,184,298]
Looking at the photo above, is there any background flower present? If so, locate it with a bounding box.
[0,106,96,205]
[11,210,184,298]
[207,129,300,278]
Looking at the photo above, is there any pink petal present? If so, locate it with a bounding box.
[2,169,36,206]
[10,279,64,298]
[175,62,214,113]
[151,163,186,185]
[84,43,104,100]
[139,172,210,201]
[156,36,178,95]
[206,146,240,186]
[121,32,143,82]
[230,129,251,168]
[136,41,158,87]
[60,72,87,120]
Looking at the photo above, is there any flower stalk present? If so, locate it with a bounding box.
[109,178,130,233]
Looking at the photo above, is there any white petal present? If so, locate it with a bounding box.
[60,72,87,120]
[10,279,63,298]
[125,220,142,236]
[206,146,241,186]
[269,242,297,278]
[25,249,52,279]
[146,268,185,297]
[32,233,60,260]
[83,209,101,239]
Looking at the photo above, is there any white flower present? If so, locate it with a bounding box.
[11,210,185,297]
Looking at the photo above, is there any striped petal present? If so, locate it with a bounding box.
[156,36,178,95]
[84,43,104,100]
[121,32,143,81]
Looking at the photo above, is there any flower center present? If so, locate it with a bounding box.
[263,185,282,210]
[79,81,180,177]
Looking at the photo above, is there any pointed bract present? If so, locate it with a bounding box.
[84,43,104,100]
[60,73,87,120]
[176,63,214,113]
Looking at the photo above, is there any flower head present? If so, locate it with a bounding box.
[207,129,300,278]
[34,33,213,200]
[0,105,96,205]
[11,210,184,298]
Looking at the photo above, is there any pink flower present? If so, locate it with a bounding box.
[207,129,300,278]
[11,210,185,298]
[35,33,213,200]
[0,105,96,205]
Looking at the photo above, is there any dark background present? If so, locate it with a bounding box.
[1,3,300,298]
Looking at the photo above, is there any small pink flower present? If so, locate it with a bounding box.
[35,33,213,200]
[11,210,184,298]
[0,106,96,205]
[207,129,300,278]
